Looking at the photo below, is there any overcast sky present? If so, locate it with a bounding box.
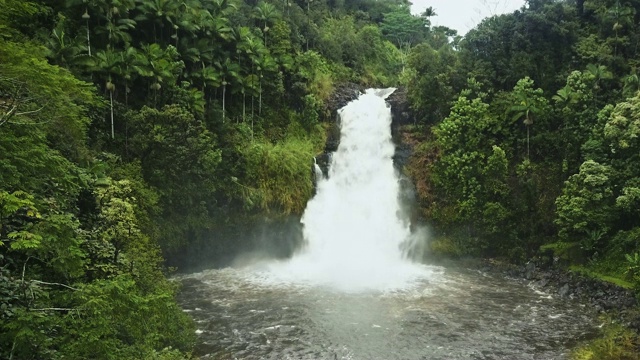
[410,0,526,35]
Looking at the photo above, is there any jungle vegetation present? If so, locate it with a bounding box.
[404,0,640,290]
[2,0,640,357]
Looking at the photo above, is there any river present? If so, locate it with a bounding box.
[176,265,598,359]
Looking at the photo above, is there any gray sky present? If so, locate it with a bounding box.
[410,0,526,35]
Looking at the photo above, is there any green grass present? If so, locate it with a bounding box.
[571,320,638,360]
[540,241,636,289]
[569,265,635,289]
[540,241,585,263]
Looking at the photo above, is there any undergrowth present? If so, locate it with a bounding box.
[572,320,638,360]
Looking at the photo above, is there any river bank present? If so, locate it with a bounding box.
[393,115,640,358]
[423,255,640,359]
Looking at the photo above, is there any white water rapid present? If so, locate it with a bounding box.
[266,89,431,291]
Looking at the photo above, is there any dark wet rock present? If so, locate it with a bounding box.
[195,342,222,356]
[393,137,413,169]
[524,261,536,280]
[314,152,331,179]
[235,350,250,358]
[387,86,411,126]
[313,83,364,177]
[324,82,364,117]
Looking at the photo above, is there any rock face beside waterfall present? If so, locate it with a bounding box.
[386,87,411,126]
[325,83,365,121]
[316,83,362,175]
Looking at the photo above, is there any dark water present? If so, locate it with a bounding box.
[176,265,599,360]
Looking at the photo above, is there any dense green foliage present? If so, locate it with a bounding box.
[6,0,640,355]
[0,0,458,356]
[572,319,638,360]
[0,39,195,357]
[399,5,640,352]
[403,0,640,288]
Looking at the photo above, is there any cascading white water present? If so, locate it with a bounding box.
[267,89,428,291]
[313,157,323,182]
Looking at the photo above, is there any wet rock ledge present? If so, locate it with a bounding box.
[324,82,365,121]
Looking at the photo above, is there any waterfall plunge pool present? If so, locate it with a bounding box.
[176,89,599,359]
[176,265,599,359]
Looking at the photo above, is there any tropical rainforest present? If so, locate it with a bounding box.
[1,0,640,357]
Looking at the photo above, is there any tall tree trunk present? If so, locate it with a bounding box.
[125,110,129,158]
[85,19,91,56]
[264,21,268,46]
[307,0,310,51]
[223,84,226,122]
[201,61,206,93]
[527,126,530,159]
[259,80,262,115]
[577,0,585,17]
[110,90,114,139]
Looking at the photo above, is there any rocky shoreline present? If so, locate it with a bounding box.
[471,258,640,334]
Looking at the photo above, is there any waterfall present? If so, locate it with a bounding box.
[313,157,324,182]
[268,89,426,291]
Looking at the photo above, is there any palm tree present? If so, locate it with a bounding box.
[305,0,313,50]
[421,6,437,28]
[65,0,102,56]
[605,1,634,55]
[135,0,180,43]
[116,46,142,106]
[552,86,574,105]
[191,66,222,97]
[171,2,200,47]
[236,31,264,118]
[216,57,241,122]
[181,38,216,92]
[95,17,136,47]
[586,64,613,103]
[232,27,253,52]
[509,93,540,159]
[244,73,260,138]
[237,32,267,130]
[78,6,93,56]
[205,0,236,17]
[254,53,277,116]
[46,21,86,69]
[135,43,184,106]
[91,49,121,138]
[202,11,232,42]
[623,70,640,98]
[253,1,279,45]
[233,27,268,121]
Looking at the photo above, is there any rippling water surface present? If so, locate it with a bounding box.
[177,265,598,360]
